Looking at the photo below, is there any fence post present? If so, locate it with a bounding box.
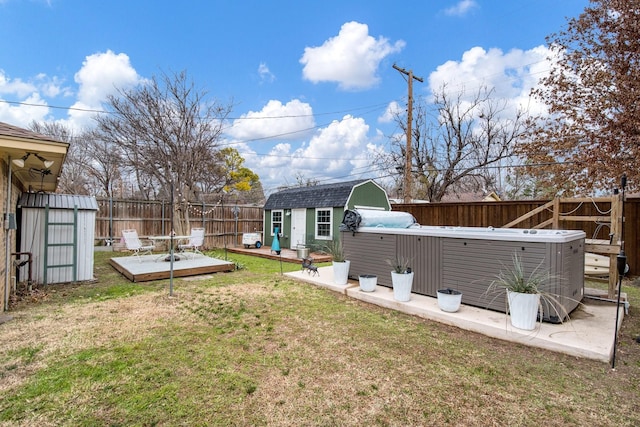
[608,193,623,297]
[552,197,560,229]
[161,200,166,236]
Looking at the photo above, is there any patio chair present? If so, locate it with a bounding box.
[122,229,155,262]
[178,228,205,259]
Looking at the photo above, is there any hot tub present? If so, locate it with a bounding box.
[341,223,585,323]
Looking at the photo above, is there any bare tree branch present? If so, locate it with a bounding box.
[381,85,534,201]
[93,70,244,233]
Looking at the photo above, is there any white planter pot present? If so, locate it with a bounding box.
[437,289,462,312]
[332,260,351,285]
[507,290,541,330]
[391,271,413,302]
[358,274,377,292]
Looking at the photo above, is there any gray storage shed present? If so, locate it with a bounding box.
[16,193,98,285]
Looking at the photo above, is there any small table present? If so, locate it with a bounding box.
[149,235,190,261]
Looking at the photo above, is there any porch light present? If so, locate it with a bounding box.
[12,152,54,169]
[35,153,54,168]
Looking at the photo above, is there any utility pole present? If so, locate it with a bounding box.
[393,64,423,203]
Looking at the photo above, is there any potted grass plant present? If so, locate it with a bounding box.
[386,255,413,302]
[325,238,350,285]
[488,253,565,330]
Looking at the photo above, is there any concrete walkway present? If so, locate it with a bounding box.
[285,266,623,363]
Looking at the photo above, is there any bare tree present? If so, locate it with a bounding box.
[382,85,534,202]
[29,121,95,195]
[93,70,236,234]
[83,131,125,198]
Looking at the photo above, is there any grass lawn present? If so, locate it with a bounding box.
[1,249,639,426]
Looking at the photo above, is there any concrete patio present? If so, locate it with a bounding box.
[285,266,624,363]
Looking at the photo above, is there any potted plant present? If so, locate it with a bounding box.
[358,274,377,292]
[325,238,350,285]
[386,256,413,302]
[488,253,563,330]
[437,288,462,312]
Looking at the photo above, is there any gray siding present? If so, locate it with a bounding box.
[441,239,549,312]
[342,231,397,285]
[397,234,441,296]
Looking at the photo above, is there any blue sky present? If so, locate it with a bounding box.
[0,0,588,194]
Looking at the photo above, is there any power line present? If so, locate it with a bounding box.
[0,55,553,123]
[0,98,391,122]
[258,158,584,195]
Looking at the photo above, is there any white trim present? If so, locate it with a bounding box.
[314,207,333,240]
[270,209,283,236]
[353,205,385,210]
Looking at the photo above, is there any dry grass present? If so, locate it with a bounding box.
[0,251,639,426]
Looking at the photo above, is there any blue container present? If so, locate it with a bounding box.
[272,227,281,254]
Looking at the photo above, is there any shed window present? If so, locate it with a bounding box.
[315,208,332,240]
[271,210,283,235]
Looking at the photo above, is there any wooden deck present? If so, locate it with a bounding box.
[109,253,235,282]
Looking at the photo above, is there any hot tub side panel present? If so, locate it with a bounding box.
[542,239,584,322]
[441,237,584,321]
[440,238,550,314]
[397,234,441,296]
[341,231,397,286]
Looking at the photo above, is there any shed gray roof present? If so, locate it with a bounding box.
[264,179,368,210]
[18,193,99,210]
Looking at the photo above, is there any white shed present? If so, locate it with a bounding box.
[16,193,98,285]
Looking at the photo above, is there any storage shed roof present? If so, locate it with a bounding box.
[264,179,369,210]
[18,192,98,210]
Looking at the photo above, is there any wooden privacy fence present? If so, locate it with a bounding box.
[96,196,638,280]
[393,196,639,278]
[95,198,263,250]
[501,196,623,296]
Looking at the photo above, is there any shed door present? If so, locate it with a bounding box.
[290,209,306,249]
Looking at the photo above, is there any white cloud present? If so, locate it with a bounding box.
[0,70,38,98]
[444,0,478,16]
[240,114,375,192]
[73,50,140,106]
[300,21,405,91]
[0,70,61,127]
[0,51,141,131]
[35,73,69,98]
[428,45,553,117]
[234,115,380,193]
[0,91,50,128]
[226,99,315,141]
[258,62,275,83]
[291,115,369,173]
[378,101,402,123]
[63,50,142,130]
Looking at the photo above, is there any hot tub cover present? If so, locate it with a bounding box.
[340,209,417,231]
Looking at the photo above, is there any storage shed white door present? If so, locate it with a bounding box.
[290,209,306,249]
